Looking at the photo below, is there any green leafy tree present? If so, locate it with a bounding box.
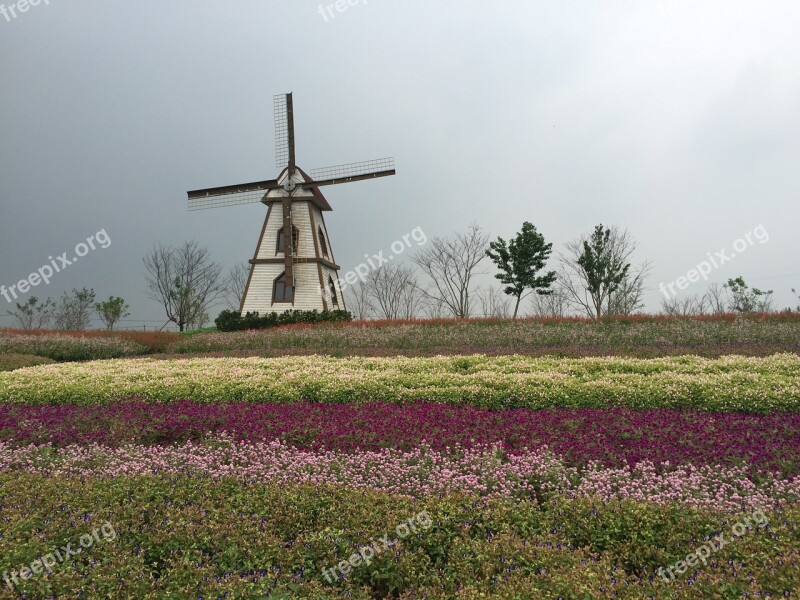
[576,225,630,319]
[95,296,130,330]
[725,277,773,313]
[486,222,557,319]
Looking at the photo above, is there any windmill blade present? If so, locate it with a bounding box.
[274,93,296,170]
[187,179,280,212]
[309,157,396,187]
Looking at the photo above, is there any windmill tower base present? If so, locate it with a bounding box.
[241,263,342,314]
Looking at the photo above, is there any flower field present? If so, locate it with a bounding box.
[0,329,175,361]
[2,402,799,476]
[1,474,797,598]
[1,321,799,597]
[3,435,799,513]
[0,331,145,360]
[2,354,799,412]
[170,313,800,357]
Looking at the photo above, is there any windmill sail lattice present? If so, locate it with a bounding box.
[274,94,291,170]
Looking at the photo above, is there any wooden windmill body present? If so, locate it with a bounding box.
[187,94,395,314]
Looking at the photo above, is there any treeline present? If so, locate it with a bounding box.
[346,222,799,321]
[7,290,130,331]
[7,226,799,332]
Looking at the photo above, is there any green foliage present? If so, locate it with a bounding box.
[0,353,56,371]
[486,221,557,318]
[95,296,131,330]
[578,225,631,318]
[725,277,774,313]
[0,474,796,598]
[216,309,352,332]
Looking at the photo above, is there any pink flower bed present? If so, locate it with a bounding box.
[2,436,797,514]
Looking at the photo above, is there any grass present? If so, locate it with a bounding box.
[0,329,180,361]
[3,315,799,362]
[0,353,55,371]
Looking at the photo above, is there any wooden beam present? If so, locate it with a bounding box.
[188,179,279,199]
[249,257,341,270]
[287,93,296,171]
[282,198,294,289]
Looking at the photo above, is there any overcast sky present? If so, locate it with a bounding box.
[2,0,799,328]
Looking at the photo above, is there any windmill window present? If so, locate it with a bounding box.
[277,225,300,254]
[328,276,339,308]
[318,227,329,258]
[273,272,294,303]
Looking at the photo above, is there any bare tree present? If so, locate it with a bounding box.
[364,263,423,320]
[345,283,374,321]
[7,297,54,330]
[412,224,489,319]
[53,288,96,331]
[559,225,649,318]
[661,294,707,317]
[227,263,250,311]
[608,266,652,316]
[475,286,511,318]
[187,309,210,330]
[703,283,727,315]
[144,241,226,332]
[530,284,570,318]
[420,294,448,319]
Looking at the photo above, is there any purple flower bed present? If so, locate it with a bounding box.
[1,401,798,477]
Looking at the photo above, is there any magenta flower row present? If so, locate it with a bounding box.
[2,401,798,477]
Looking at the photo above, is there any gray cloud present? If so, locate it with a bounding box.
[1,0,799,327]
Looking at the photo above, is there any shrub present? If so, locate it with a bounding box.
[215,309,352,332]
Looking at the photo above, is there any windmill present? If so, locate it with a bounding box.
[187,93,396,314]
